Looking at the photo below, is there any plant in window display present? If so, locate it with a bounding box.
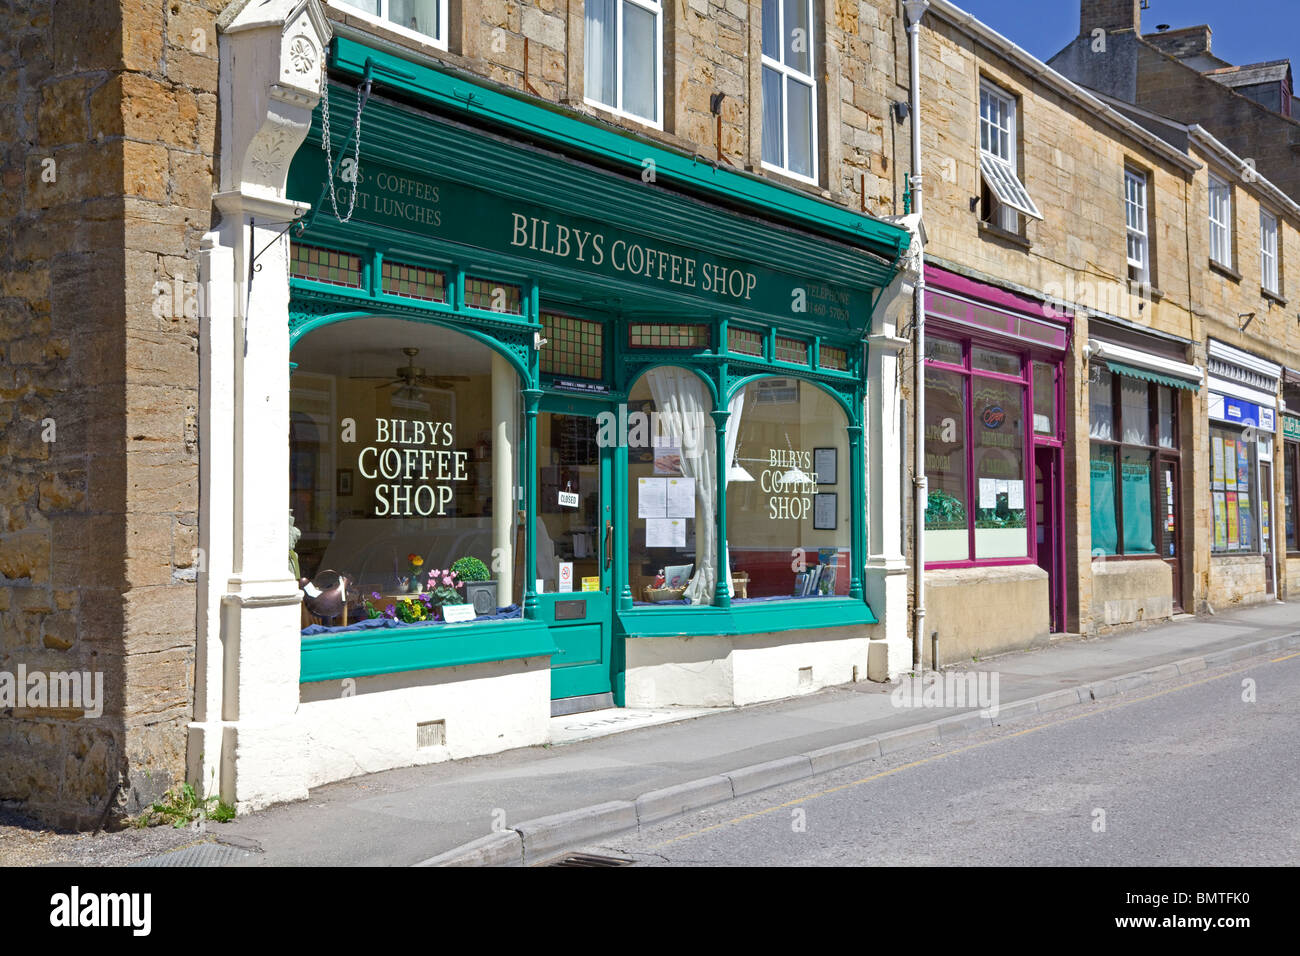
[924,490,967,530]
[451,554,498,614]
[424,567,465,607]
[407,553,425,592]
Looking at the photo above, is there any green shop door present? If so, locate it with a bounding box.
[535,405,615,708]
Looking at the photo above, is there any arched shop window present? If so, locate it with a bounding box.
[626,368,716,605]
[924,338,1030,563]
[290,317,521,627]
[725,378,851,600]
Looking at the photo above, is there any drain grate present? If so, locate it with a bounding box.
[547,852,634,867]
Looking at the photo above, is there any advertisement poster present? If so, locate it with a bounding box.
[1213,492,1227,549]
[1223,439,1236,490]
[1239,494,1253,550]
[1226,492,1240,548]
[1212,436,1225,489]
[1237,442,1250,490]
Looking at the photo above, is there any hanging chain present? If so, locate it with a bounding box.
[320,64,363,223]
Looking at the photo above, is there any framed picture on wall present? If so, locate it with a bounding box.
[813,493,837,530]
[814,448,837,485]
[336,468,353,496]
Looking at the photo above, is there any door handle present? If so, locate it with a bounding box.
[604,520,613,569]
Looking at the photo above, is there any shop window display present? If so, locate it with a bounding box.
[725,378,851,600]
[290,318,521,628]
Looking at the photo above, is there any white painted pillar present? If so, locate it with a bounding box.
[188,0,332,812]
[491,351,516,603]
[865,233,920,680]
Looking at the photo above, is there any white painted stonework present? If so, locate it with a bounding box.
[623,626,872,708]
[297,658,551,789]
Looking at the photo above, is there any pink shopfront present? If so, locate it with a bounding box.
[922,266,1071,640]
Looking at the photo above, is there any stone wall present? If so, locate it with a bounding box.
[0,0,227,828]
[923,565,1050,666]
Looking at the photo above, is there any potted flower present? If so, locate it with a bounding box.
[450,555,496,614]
[406,553,426,593]
[424,567,464,610]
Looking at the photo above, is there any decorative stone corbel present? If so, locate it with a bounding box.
[216,0,333,199]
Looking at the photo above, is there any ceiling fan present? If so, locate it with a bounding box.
[349,347,470,392]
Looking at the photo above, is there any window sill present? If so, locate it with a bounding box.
[1208,259,1242,283]
[978,220,1031,250]
[300,617,555,682]
[1262,287,1287,307]
[616,596,876,638]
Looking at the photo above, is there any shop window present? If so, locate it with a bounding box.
[1286,441,1299,552]
[726,378,851,600]
[761,0,818,182]
[1210,424,1259,553]
[585,0,663,126]
[626,368,716,605]
[290,243,362,288]
[628,323,709,349]
[924,336,1034,564]
[819,345,848,372]
[540,313,604,379]
[332,0,448,49]
[382,260,446,302]
[774,335,809,365]
[463,277,522,314]
[924,366,969,562]
[728,326,764,357]
[1091,372,1180,556]
[1032,361,1055,436]
[290,318,521,629]
[1208,174,1233,268]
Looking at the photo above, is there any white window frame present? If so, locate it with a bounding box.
[1125,168,1149,282]
[330,0,449,52]
[760,0,819,185]
[978,81,1041,227]
[583,0,664,130]
[1208,174,1233,268]
[1261,208,1280,294]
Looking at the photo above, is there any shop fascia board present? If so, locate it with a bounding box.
[927,0,1201,175]
[1207,377,1279,411]
[1208,339,1284,380]
[326,36,911,264]
[1086,339,1203,386]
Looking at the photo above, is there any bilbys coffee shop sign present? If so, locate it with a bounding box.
[287,105,879,336]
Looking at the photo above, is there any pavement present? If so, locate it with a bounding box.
[62,599,1300,866]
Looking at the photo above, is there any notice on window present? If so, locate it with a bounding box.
[1212,492,1227,550]
[1226,492,1240,548]
[665,476,695,518]
[581,576,600,592]
[1261,499,1271,540]
[1237,442,1250,490]
[646,517,686,548]
[558,562,574,593]
[638,477,667,518]
[653,440,682,476]
[1008,479,1024,510]
[1239,494,1253,549]
[1223,439,1237,491]
[1212,436,1225,489]
[978,477,998,509]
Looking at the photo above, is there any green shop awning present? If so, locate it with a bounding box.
[1105,361,1200,391]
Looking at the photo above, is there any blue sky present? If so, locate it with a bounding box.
[950,0,1299,68]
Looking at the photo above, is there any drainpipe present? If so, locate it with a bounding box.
[903,0,930,672]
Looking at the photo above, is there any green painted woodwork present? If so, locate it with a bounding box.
[300,618,555,683]
[613,597,877,640]
[1104,360,1200,392]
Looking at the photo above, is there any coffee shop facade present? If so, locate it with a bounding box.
[192,2,915,808]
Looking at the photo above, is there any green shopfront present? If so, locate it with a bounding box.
[282,38,910,751]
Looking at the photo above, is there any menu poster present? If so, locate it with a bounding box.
[1226,492,1240,548]
[1212,436,1225,489]
[978,477,997,509]
[638,477,667,518]
[1223,439,1236,491]
[653,438,682,476]
[1008,479,1025,510]
[1212,492,1227,549]
[646,517,686,548]
[665,476,696,518]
